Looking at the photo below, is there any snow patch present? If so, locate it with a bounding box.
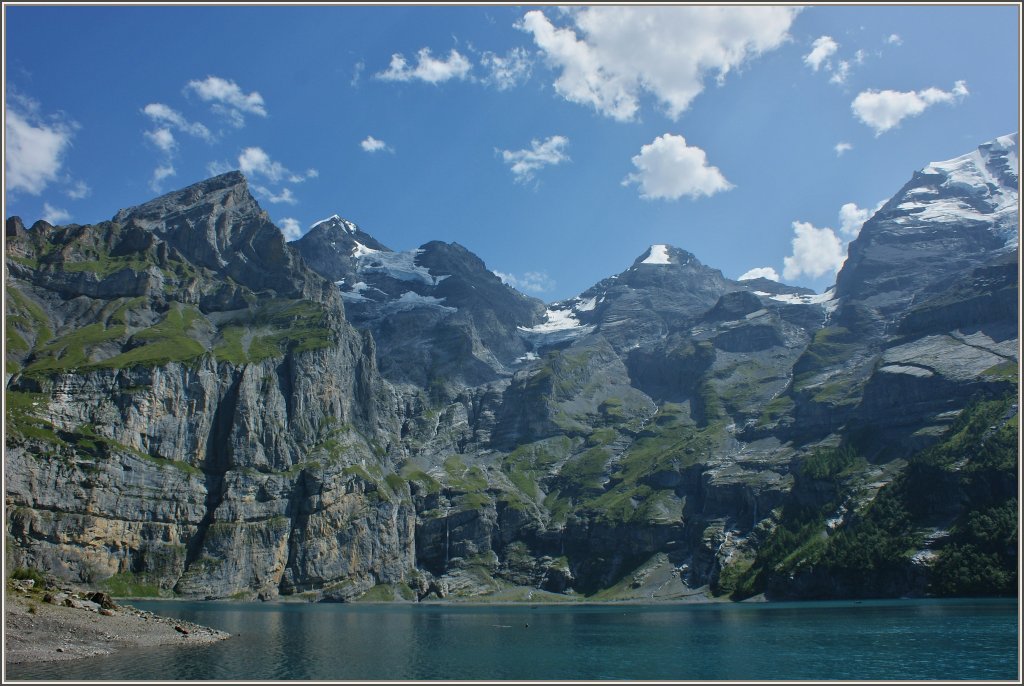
[391,291,456,311]
[520,307,583,333]
[641,244,671,265]
[903,134,1019,247]
[575,296,597,312]
[768,289,835,306]
[311,214,342,229]
[351,241,379,258]
[310,214,360,234]
[356,249,449,286]
[516,351,540,363]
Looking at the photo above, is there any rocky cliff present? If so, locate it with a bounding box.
[4,136,1018,602]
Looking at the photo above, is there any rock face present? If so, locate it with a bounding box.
[293,221,546,390]
[5,136,1018,602]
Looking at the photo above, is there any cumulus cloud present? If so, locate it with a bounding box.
[782,221,846,280]
[141,103,214,193]
[376,48,472,84]
[351,60,365,88]
[804,35,838,71]
[65,180,91,200]
[142,103,213,142]
[42,202,71,225]
[238,147,289,183]
[622,134,732,201]
[494,270,555,294]
[517,6,798,121]
[253,185,297,205]
[5,101,75,196]
[361,135,392,153]
[498,135,570,183]
[838,200,886,238]
[145,127,177,154]
[852,80,968,135]
[834,142,853,156]
[738,267,780,282]
[278,217,303,241]
[887,34,902,45]
[829,60,851,85]
[481,47,533,90]
[150,164,176,193]
[185,76,266,125]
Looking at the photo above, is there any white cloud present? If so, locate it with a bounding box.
[238,147,289,183]
[804,35,838,71]
[351,60,365,88]
[42,202,71,225]
[838,200,885,238]
[622,133,732,201]
[150,164,176,193]
[142,103,213,141]
[361,135,392,153]
[518,6,798,121]
[5,103,74,196]
[834,142,853,156]
[887,34,902,45]
[481,47,533,90]
[278,217,303,241]
[495,270,555,293]
[738,267,779,282]
[854,49,867,64]
[782,221,846,280]
[145,127,177,154]
[829,60,850,85]
[206,159,233,177]
[499,135,570,183]
[253,185,297,205]
[65,180,91,200]
[851,80,968,135]
[376,48,472,84]
[185,76,267,124]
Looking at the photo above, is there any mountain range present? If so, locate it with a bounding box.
[4,133,1017,602]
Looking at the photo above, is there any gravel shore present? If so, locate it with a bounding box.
[4,584,229,666]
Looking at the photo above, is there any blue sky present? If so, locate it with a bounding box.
[4,4,1020,302]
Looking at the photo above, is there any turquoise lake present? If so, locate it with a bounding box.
[6,598,1018,681]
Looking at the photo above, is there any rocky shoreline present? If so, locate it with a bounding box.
[4,581,230,666]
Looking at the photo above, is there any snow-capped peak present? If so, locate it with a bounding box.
[641,244,671,265]
[891,132,1018,248]
[310,214,359,234]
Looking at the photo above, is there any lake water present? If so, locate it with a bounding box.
[6,598,1018,681]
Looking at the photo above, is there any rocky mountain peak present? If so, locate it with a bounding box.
[835,132,1019,318]
[631,244,699,268]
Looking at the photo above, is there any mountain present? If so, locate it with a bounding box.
[4,135,1017,603]
[293,221,546,390]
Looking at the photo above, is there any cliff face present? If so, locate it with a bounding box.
[5,174,412,600]
[4,136,1018,602]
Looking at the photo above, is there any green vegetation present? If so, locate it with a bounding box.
[732,395,1018,599]
[5,391,64,446]
[799,444,859,480]
[757,395,795,427]
[356,584,403,602]
[62,255,155,278]
[443,456,488,492]
[6,285,54,348]
[100,572,164,598]
[792,326,862,396]
[981,360,1017,381]
[102,303,205,368]
[401,466,442,494]
[10,567,46,586]
[501,437,572,503]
